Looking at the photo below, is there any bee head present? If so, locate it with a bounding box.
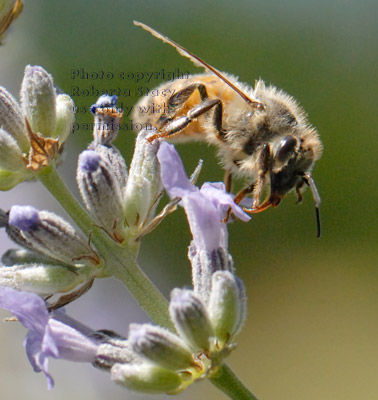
[265,132,322,237]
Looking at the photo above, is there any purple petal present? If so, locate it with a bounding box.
[0,287,99,389]
[0,286,48,333]
[200,183,250,222]
[182,192,221,252]
[157,142,196,197]
[9,205,40,231]
[47,318,98,363]
[25,330,55,389]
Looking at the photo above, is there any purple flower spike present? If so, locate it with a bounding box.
[9,205,39,231]
[157,142,250,252]
[0,287,99,389]
[78,150,101,173]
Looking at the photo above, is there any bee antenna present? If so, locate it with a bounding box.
[133,21,265,110]
[303,173,321,238]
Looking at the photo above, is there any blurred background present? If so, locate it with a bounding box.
[0,0,377,399]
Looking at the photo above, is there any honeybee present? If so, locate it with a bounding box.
[132,21,323,236]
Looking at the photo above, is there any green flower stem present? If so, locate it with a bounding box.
[38,165,257,400]
[37,165,173,329]
[210,364,259,400]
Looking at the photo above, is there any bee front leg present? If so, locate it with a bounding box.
[234,144,272,214]
[224,170,233,192]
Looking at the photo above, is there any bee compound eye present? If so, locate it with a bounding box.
[275,135,298,164]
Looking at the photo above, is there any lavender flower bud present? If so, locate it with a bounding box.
[20,65,56,137]
[123,129,162,229]
[0,86,28,151]
[169,288,214,352]
[52,94,74,143]
[129,323,195,371]
[90,95,122,146]
[0,128,25,171]
[111,362,182,394]
[208,271,247,345]
[0,263,87,295]
[0,208,35,251]
[77,150,125,242]
[2,248,61,266]
[0,169,25,190]
[88,143,128,189]
[92,330,141,371]
[189,243,234,304]
[8,205,100,266]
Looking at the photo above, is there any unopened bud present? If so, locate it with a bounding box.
[88,143,128,190]
[2,248,60,266]
[0,262,87,295]
[52,94,74,143]
[129,323,195,371]
[123,129,162,229]
[111,362,182,394]
[0,169,26,190]
[0,128,25,171]
[93,330,140,371]
[77,150,125,242]
[169,288,214,352]
[20,65,56,137]
[8,205,100,266]
[0,86,28,151]
[189,243,234,305]
[208,271,247,346]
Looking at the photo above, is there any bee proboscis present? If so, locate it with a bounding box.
[132,21,323,237]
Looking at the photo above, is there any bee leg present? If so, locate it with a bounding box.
[222,183,254,222]
[150,83,209,138]
[149,98,224,142]
[224,170,233,192]
[234,144,272,214]
[148,83,226,142]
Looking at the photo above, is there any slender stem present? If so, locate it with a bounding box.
[37,165,95,238]
[210,364,259,400]
[101,244,174,331]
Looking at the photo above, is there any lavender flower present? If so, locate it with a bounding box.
[0,287,99,389]
[0,92,253,397]
[158,142,249,303]
[157,141,249,252]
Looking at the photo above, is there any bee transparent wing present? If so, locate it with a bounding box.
[133,21,264,109]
